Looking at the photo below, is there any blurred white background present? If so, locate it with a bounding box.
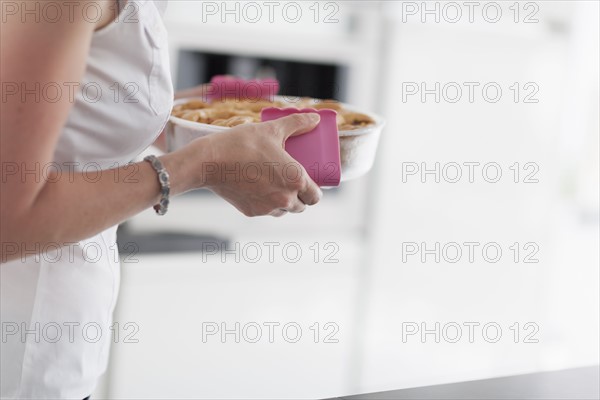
[96,1,599,398]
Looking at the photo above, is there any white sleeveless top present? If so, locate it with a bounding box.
[0,1,173,397]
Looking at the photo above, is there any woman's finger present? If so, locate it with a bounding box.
[263,113,321,141]
[287,197,307,214]
[269,209,288,218]
[298,178,323,206]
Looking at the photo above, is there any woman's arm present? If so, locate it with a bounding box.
[0,1,187,258]
[1,3,321,263]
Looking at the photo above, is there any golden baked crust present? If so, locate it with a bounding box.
[172,98,375,131]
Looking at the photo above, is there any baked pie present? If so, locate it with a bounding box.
[171,98,375,131]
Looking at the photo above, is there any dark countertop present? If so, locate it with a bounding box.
[330,366,599,400]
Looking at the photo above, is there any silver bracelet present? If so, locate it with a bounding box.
[144,155,170,216]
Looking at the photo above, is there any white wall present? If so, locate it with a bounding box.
[360,0,599,394]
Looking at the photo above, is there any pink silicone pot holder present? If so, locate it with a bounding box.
[261,108,341,187]
[207,75,280,102]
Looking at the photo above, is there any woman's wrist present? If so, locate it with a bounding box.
[158,137,214,195]
[157,151,194,196]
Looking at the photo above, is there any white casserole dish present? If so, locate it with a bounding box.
[166,97,385,182]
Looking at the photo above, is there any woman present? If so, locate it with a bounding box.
[0,0,322,397]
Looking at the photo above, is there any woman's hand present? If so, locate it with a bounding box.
[169,113,323,217]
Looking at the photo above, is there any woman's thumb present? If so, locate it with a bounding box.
[268,113,321,140]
